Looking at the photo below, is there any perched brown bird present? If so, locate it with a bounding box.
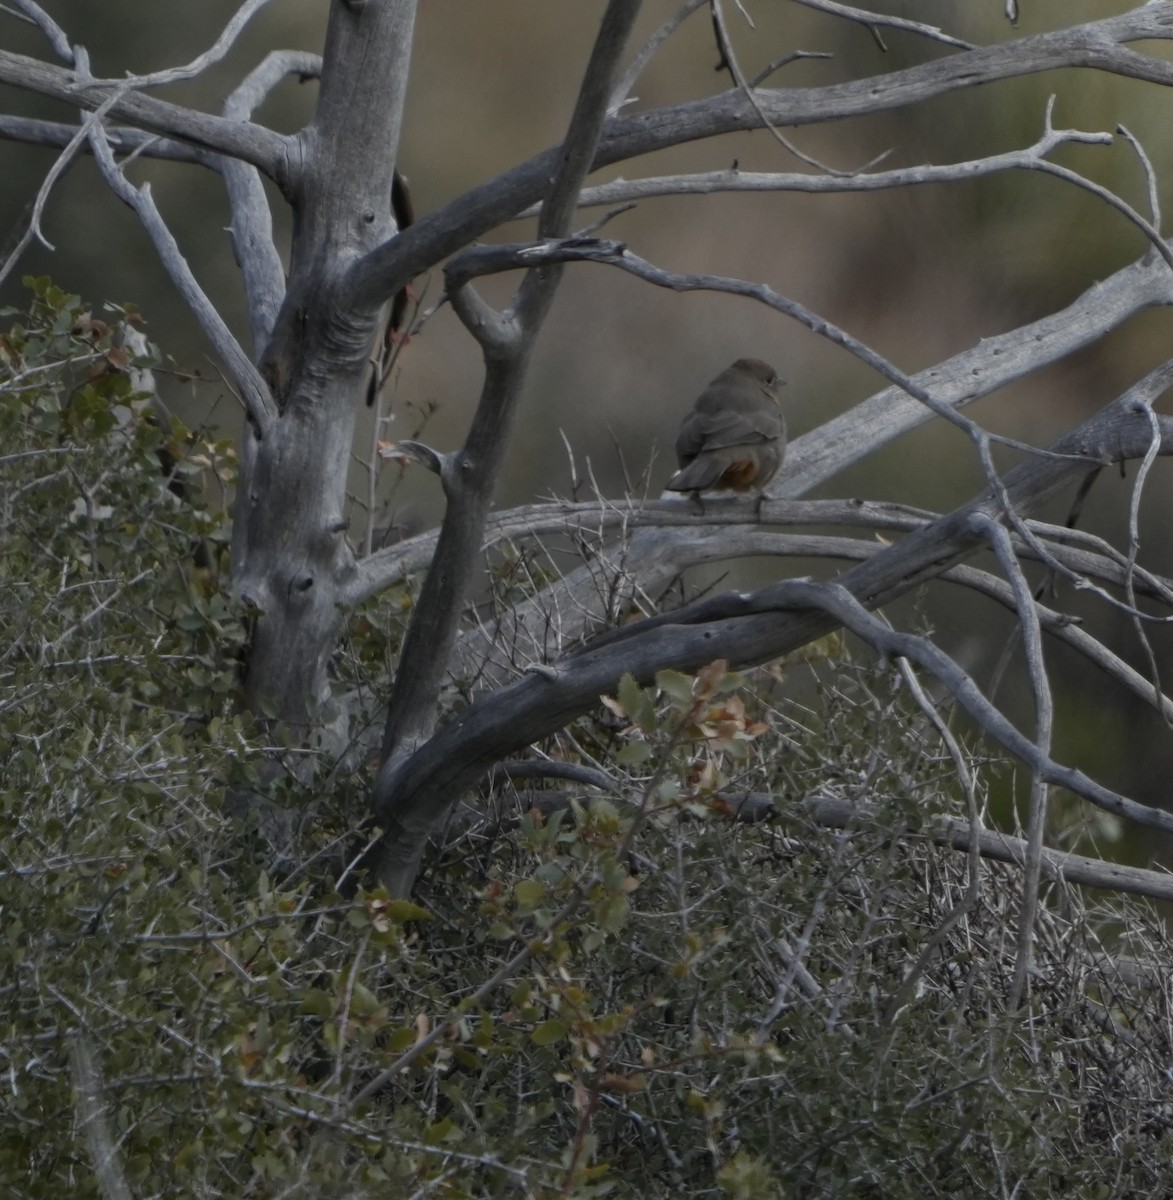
[666,358,786,498]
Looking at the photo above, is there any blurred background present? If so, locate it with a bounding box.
[4,0,1173,856]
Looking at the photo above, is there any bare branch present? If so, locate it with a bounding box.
[5,0,73,64]
[787,0,974,52]
[446,348,1170,686]
[975,515,1053,1008]
[0,92,120,289]
[1117,123,1162,230]
[465,520,1173,722]
[86,120,277,430]
[443,260,1173,682]
[222,50,320,355]
[446,235,1105,469]
[884,656,983,1023]
[349,496,939,601]
[1029,519,1173,610]
[378,0,646,767]
[0,113,217,165]
[711,0,850,176]
[371,553,1173,893]
[517,118,1113,214]
[0,48,292,184]
[530,4,645,267]
[748,49,834,88]
[473,511,1173,721]
[609,0,708,114]
[369,393,1173,893]
[1123,398,1167,720]
[230,49,321,114]
[1022,101,1173,272]
[348,3,1173,308]
[102,0,279,90]
[808,795,1173,905]
[354,482,1173,729]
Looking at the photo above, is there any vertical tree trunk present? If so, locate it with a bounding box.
[231,0,418,721]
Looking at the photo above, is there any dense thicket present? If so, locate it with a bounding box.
[4,283,1171,1198]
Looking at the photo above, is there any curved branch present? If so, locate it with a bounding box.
[222,50,320,355]
[709,0,845,176]
[808,795,1173,905]
[456,522,1173,723]
[609,0,708,113]
[7,0,74,64]
[346,4,1173,308]
[786,0,974,52]
[87,123,277,431]
[447,236,1133,472]
[0,48,292,186]
[975,513,1053,1005]
[371,561,1173,895]
[96,0,279,91]
[370,393,1173,893]
[516,121,1111,214]
[0,92,119,290]
[446,258,1173,680]
[0,114,217,165]
[378,0,645,767]
[349,497,939,602]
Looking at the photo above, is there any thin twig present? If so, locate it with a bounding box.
[514,119,1113,216]
[787,0,974,52]
[1122,399,1167,722]
[883,658,984,1023]
[1116,123,1162,230]
[975,516,1053,1009]
[0,92,120,289]
[609,0,709,113]
[447,235,1086,470]
[222,49,319,354]
[69,1037,132,1200]
[85,112,276,430]
[96,0,280,90]
[748,49,834,88]
[710,0,866,177]
[6,0,73,64]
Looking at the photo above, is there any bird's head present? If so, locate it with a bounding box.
[731,358,785,401]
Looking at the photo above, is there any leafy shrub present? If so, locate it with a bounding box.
[2,281,1171,1198]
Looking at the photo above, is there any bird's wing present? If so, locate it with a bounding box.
[689,404,782,451]
[674,410,708,463]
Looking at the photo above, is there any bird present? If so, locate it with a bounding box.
[665,358,786,500]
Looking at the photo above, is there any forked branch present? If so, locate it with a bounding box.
[377,0,646,768]
[369,388,1173,894]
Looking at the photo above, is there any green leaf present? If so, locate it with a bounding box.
[530,1018,568,1046]
[656,668,695,705]
[348,981,383,1017]
[616,739,653,766]
[514,878,547,912]
[299,989,335,1017]
[597,892,629,933]
[616,672,643,720]
[424,1117,455,1144]
[381,899,432,923]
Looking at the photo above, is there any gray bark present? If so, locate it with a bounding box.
[378,0,646,765]
[369,391,1173,893]
[233,0,416,719]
